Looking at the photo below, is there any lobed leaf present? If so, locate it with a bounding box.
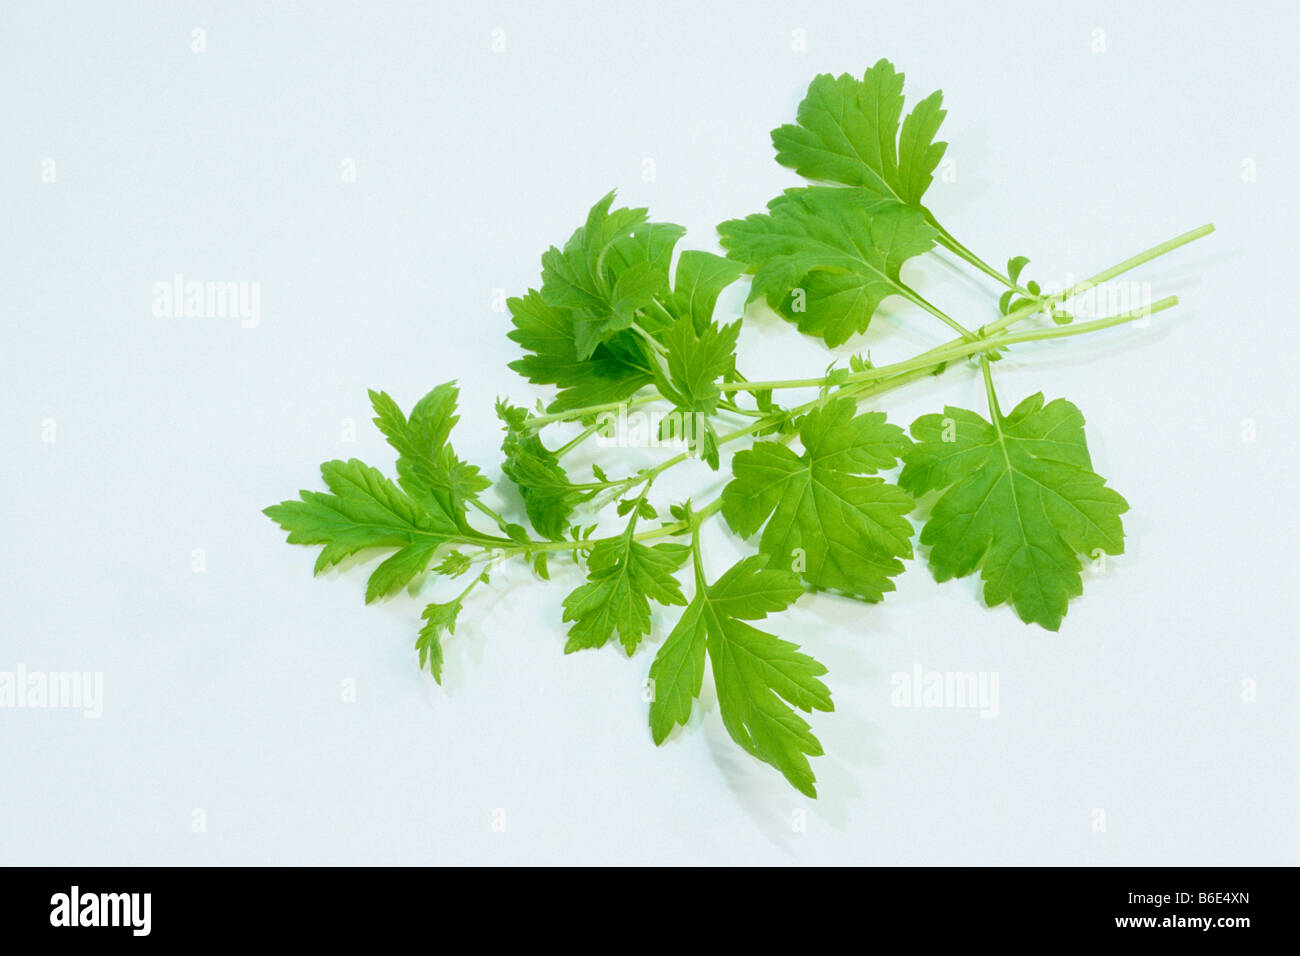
[899,394,1129,630]
[562,538,689,655]
[772,59,948,206]
[718,187,937,346]
[722,398,914,600]
[497,401,587,540]
[649,555,831,797]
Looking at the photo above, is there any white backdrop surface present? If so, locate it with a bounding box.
[1,1,1296,864]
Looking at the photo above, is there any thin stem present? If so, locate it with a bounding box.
[928,216,1034,297]
[483,227,1213,577]
[940,233,1014,287]
[468,499,511,532]
[719,295,1173,396]
[994,296,1177,347]
[982,223,1214,339]
[898,283,979,342]
[1064,223,1215,297]
[522,222,1214,432]
[510,495,724,555]
[979,353,1003,421]
[499,296,1175,560]
[631,319,669,359]
[453,569,488,602]
[553,423,600,458]
[646,298,678,330]
[523,393,659,430]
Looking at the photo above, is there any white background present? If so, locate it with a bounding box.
[1,1,1296,864]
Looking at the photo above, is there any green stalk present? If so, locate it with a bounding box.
[525,224,1213,432]
[898,282,979,341]
[524,393,659,430]
[484,293,1176,559]
[928,216,1031,296]
[720,295,1175,395]
[1062,223,1215,298]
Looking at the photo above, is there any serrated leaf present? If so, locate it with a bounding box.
[561,537,689,654]
[540,192,647,313]
[264,458,455,575]
[771,60,947,206]
[369,384,489,525]
[506,290,653,413]
[721,398,915,600]
[539,192,684,360]
[649,555,830,797]
[659,316,739,414]
[417,599,462,683]
[669,250,746,333]
[899,394,1129,630]
[365,540,439,603]
[718,187,937,346]
[654,314,740,469]
[497,401,587,540]
[435,551,472,576]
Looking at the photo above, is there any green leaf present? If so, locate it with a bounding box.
[669,250,746,333]
[417,599,463,684]
[718,187,937,346]
[649,555,831,797]
[562,537,689,654]
[772,59,947,206]
[264,458,454,576]
[654,314,740,469]
[539,192,684,359]
[721,398,915,600]
[369,383,489,524]
[435,551,472,576]
[899,393,1129,630]
[506,289,653,413]
[365,540,440,603]
[1007,255,1030,285]
[659,316,740,415]
[497,401,587,540]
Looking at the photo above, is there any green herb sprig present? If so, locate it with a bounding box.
[266,60,1213,796]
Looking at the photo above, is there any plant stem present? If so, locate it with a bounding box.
[524,393,659,430]
[898,283,979,341]
[469,499,514,534]
[632,319,669,358]
[1062,223,1215,298]
[521,223,1213,433]
[513,495,724,555]
[554,423,600,458]
[719,295,1174,395]
[492,290,1178,563]
[930,219,1031,296]
[979,353,1003,421]
[994,296,1177,346]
